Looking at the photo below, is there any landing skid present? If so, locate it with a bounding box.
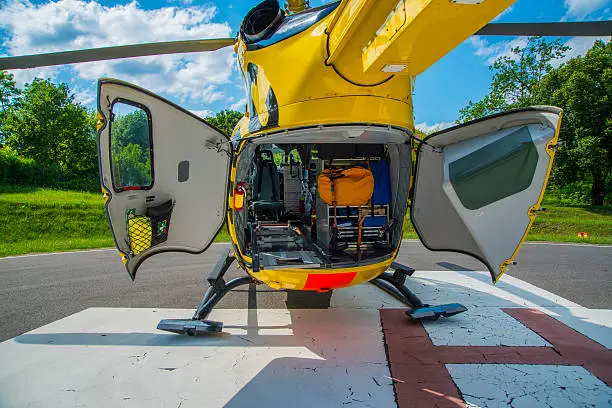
[157,247,255,335]
[157,252,467,336]
[371,262,467,321]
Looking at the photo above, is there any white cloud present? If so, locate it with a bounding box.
[492,5,513,21]
[415,121,455,134]
[553,36,609,67]
[0,0,236,104]
[189,109,214,118]
[564,0,609,18]
[468,36,528,65]
[229,97,246,111]
[168,0,195,5]
[72,82,97,105]
[469,35,609,69]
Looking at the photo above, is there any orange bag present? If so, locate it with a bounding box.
[317,167,374,206]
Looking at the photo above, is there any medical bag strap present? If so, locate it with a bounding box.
[356,200,370,262]
[256,162,263,200]
[329,169,339,227]
[367,159,375,216]
[327,159,337,227]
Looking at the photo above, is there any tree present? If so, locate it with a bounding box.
[0,71,21,145]
[110,108,149,154]
[2,78,97,177]
[537,41,611,206]
[459,37,569,122]
[0,71,20,112]
[205,109,243,137]
[110,108,151,187]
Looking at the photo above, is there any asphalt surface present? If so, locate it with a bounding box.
[0,240,610,342]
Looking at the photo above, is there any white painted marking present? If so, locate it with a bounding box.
[0,242,234,260]
[523,241,611,248]
[447,364,612,408]
[423,307,550,346]
[0,308,395,408]
[0,248,115,259]
[3,238,607,260]
[331,277,405,309]
[408,270,612,348]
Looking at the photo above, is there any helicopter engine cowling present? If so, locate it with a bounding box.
[241,0,285,44]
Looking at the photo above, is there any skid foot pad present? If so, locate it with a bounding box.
[157,319,223,335]
[405,303,467,321]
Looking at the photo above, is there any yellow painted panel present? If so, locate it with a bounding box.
[495,111,564,283]
[235,5,412,132]
[275,95,414,131]
[327,0,373,64]
[363,0,431,71]
[360,0,516,75]
[247,259,394,290]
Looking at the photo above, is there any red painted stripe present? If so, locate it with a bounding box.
[381,307,612,408]
[303,272,357,291]
[503,308,612,386]
[381,309,465,408]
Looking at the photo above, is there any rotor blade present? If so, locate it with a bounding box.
[476,21,612,37]
[0,38,236,70]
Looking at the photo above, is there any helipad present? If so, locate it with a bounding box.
[1,270,610,407]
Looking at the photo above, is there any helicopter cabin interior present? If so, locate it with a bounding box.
[232,125,412,271]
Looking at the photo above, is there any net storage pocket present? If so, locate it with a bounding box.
[127,200,174,254]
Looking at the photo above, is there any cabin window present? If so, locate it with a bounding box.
[109,100,153,192]
[449,126,538,210]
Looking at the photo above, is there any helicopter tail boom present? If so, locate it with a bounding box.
[326,0,516,79]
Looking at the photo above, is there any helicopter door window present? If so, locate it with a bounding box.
[109,100,153,192]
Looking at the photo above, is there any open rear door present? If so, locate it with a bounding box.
[97,79,231,279]
[411,107,562,283]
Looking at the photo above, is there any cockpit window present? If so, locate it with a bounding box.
[245,2,339,50]
[109,100,153,192]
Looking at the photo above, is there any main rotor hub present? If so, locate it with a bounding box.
[285,0,309,13]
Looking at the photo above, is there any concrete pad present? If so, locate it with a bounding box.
[447,364,611,408]
[0,308,395,408]
[2,267,611,408]
[422,307,551,346]
[405,271,612,348]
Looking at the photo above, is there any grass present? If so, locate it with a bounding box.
[0,186,114,257]
[401,202,612,245]
[1,186,610,257]
[0,186,230,257]
[526,205,612,245]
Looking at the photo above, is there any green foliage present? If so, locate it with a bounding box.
[537,41,612,206]
[110,107,149,151]
[0,71,20,112]
[112,143,152,187]
[458,40,611,206]
[0,71,21,145]
[526,205,612,244]
[544,182,600,207]
[205,109,243,137]
[110,107,151,188]
[401,203,611,245]
[459,37,569,122]
[0,186,113,257]
[0,74,99,190]
[1,146,38,184]
[1,77,98,187]
[2,185,607,257]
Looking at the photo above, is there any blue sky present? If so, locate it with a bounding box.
[0,0,610,131]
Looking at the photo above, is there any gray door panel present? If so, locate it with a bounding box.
[98,79,231,278]
[411,107,562,282]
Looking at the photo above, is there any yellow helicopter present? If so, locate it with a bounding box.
[2,0,610,335]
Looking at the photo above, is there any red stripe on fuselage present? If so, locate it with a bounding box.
[303,272,357,292]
